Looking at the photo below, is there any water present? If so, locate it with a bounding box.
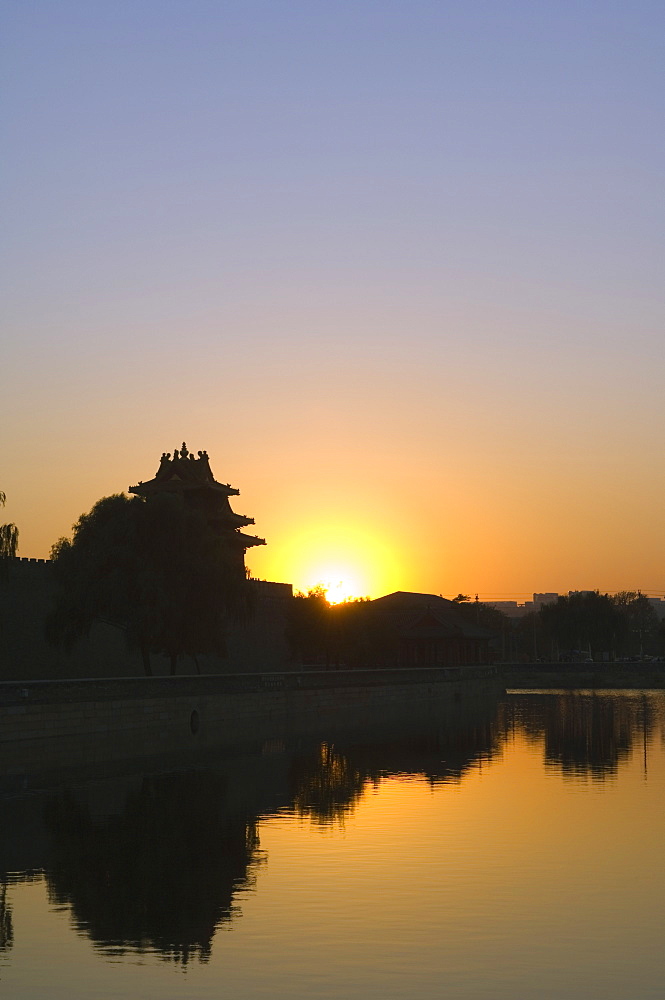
[1,689,664,999]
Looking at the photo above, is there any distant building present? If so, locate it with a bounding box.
[485,595,558,618]
[533,592,558,609]
[646,597,665,620]
[486,601,524,618]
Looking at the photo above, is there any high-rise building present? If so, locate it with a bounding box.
[533,593,558,609]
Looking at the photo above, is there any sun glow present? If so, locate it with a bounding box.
[317,575,363,605]
[260,521,403,601]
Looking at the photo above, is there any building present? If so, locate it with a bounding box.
[487,601,523,618]
[1,446,292,680]
[129,443,265,577]
[533,593,558,609]
[361,592,494,668]
[646,597,665,621]
[487,595,558,617]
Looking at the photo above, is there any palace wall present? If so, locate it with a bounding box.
[0,667,502,787]
[0,559,293,681]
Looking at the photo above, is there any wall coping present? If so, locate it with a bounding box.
[0,666,498,706]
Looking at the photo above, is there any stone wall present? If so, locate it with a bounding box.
[0,667,501,782]
[0,558,294,680]
[501,661,665,688]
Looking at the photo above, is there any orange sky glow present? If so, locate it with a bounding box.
[3,3,664,602]
[5,425,665,602]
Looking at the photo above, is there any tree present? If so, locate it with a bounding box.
[44,771,260,963]
[0,491,18,572]
[539,592,625,659]
[286,587,330,664]
[452,596,509,633]
[47,492,245,675]
[611,592,659,656]
[286,590,372,668]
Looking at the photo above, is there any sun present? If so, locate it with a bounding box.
[255,520,403,601]
[318,575,362,605]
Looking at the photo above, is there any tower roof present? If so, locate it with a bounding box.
[128,443,266,550]
[129,443,241,498]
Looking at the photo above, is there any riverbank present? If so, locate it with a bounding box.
[0,666,501,784]
[501,661,665,689]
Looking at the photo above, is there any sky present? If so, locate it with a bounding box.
[2,0,664,601]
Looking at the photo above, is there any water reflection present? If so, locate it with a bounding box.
[288,694,502,823]
[43,772,263,964]
[0,882,13,953]
[290,743,366,824]
[1,689,664,967]
[504,691,665,779]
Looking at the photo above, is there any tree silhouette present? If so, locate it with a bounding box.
[47,492,246,675]
[44,772,262,963]
[539,592,626,658]
[452,596,509,633]
[286,591,373,667]
[0,882,13,953]
[611,592,660,656]
[290,743,366,824]
[286,586,331,664]
[0,491,18,573]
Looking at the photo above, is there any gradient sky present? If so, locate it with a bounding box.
[2,0,664,600]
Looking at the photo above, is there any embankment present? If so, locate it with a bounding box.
[501,662,665,689]
[0,666,501,783]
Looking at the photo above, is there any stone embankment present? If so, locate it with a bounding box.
[501,661,665,689]
[0,666,501,780]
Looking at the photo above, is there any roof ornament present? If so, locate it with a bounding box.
[180,442,189,459]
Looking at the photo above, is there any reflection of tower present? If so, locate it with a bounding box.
[129,443,265,578]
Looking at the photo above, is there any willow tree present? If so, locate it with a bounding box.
[0,492,18,572]
[47,492,246,675]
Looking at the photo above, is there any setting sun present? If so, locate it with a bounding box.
[316,576,363,604]
[256,521,403,600]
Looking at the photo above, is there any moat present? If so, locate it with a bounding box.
[1,689,664,1000]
